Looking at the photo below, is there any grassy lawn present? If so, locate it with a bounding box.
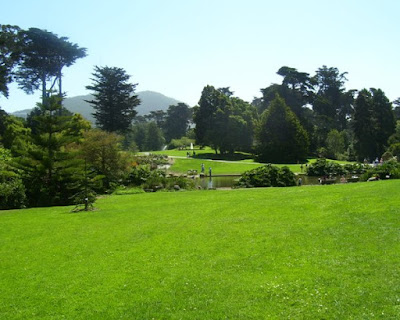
[1,181,400,318]
[169,157,263,175]
[147,148,355,175]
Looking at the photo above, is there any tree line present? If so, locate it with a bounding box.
[1,25,400,209]
[194,66,400,163]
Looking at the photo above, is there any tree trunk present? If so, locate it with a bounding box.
[42,74,47,105]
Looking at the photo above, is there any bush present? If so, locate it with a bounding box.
[343,163,367,175]
[361,160,400,181]
[388,143,400,161]
[306,159,346,176]
[141,170,195,191]
[127,166,152,186]
[168,137,195,150]
[0,179,26,210]
[133,155,169,167]
[236,164,296,188]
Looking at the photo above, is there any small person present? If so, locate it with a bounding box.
[209,167,212,177]
[298,177,302,186]
[201,163,205,173]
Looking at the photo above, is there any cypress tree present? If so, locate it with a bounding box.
[257,95,309,163]
[86,66,140,133]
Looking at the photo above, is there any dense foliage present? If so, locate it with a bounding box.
[0,147,26,209]
[1,24,400,208]
[306,158,346,176]
[0,24,86,102]
[353,89,395,161]
[256,95,309,163]
[237,164,296,188]
[306,158,368,177]
[194,86,256,154]
[86,66,140,133]
[361,161,400,181]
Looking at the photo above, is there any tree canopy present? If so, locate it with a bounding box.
[194,85,256,154]
[86,66,140,133]
[256,95,309,163]
[0,25,86,102]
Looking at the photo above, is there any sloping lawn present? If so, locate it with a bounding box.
[1,181,399,319]
[147,148,354,174]
[169,157,263,175]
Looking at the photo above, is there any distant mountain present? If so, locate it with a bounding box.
[10,109,34,119]
[11,91,182,122]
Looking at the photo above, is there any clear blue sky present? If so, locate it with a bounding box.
[1,0,399,112]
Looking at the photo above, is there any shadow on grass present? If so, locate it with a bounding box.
[193,152,254,161]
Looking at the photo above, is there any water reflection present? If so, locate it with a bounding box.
[195,176,239,189]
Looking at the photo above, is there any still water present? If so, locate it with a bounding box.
[194,174,355,189]
[195,176,240,189]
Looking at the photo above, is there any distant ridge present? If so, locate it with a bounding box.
[11,91,182,123]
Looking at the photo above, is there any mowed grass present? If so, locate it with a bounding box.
[149,148,353,174]
[169,157,263,175]
[1,181,400,319]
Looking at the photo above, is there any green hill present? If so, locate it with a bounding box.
[1,181,399,318]
[11,90,182,123]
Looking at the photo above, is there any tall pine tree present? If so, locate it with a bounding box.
[86,66,140,133]
[257,95,309,163]
[16,95,86,206]
[353,89,395,161]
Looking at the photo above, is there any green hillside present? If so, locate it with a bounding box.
[11,91,182,122]
[1,181,399,319]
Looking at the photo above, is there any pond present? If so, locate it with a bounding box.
[194,175,240,189]
[194,174,360,189]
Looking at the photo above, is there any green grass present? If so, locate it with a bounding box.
[169,157,263,175]
[144,147,217,158]
[147,148,355,174]
[1,181,400,318]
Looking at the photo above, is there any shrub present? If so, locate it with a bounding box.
[168,137,195,150]
[343,163,368,175]
[0,179,26,210]
[142,170,194,191]
[236,164,296,188]
[361,160,400,181]
[388,143,400,161]
[128,166,152,186]
[306,159,346,176]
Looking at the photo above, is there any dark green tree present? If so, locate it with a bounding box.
[259,67,316,152]
[312,66,354,131]
[193,85,255,154]
[370,88,395,157]
[86,66,140,133]
[164,103,192,142]
[353,88,395,161]
[79,129,131,189]
[393,98,400,120]
[15,28,86,103]
[1,115,31,155]
[0,24,24,98]
[325,129,345,159]
[16,95,85,206]
[353,89,375,161]
[256,95,309,163]
[26,104,73,135]
[144,122,165,151]
[0,147,26,209]
[193,85,223,149]
[145,110,167,128]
